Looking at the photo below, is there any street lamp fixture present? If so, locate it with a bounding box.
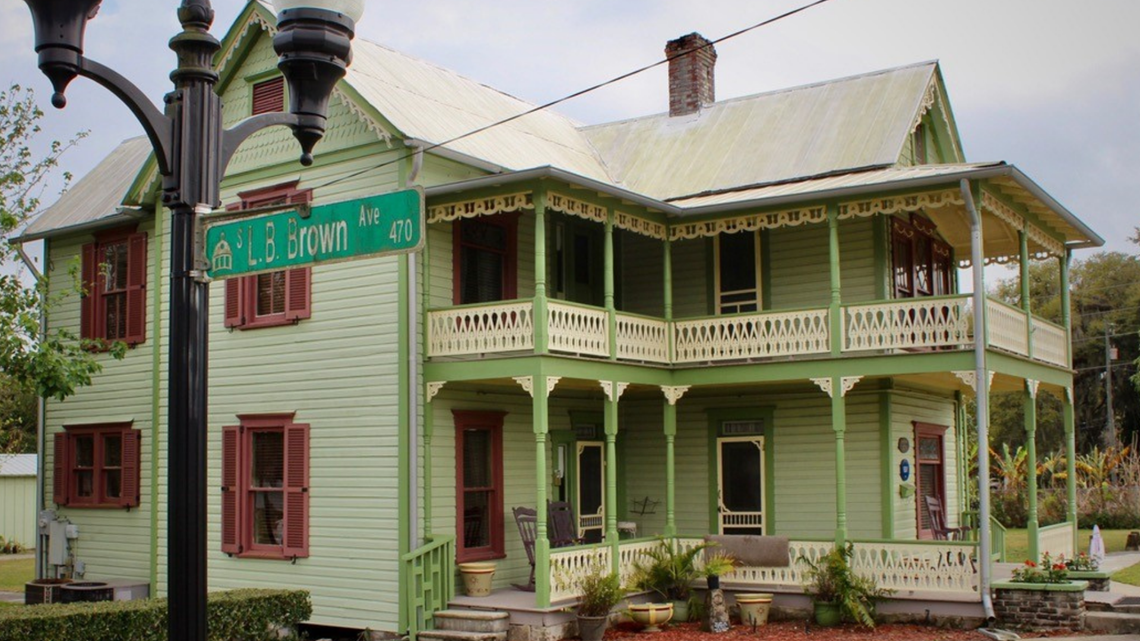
[20,2,360,640]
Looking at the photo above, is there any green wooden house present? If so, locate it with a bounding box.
[16,2,1103,637]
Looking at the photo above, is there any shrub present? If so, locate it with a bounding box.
[576,564,624,617]
[1010,553,1068,584]
[801,543,890,628]
[0,588,310,641]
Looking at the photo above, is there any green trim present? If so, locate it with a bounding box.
[981,187,1069,248]
[991,581,1088,592]
[604,393,619,572]
[397,257,410,633]
[149,195,163,591]
[828,206,842,357]
[1063,390,1077,550]
[1066,571,1110,580]
[830,382,848,545]
[878,391,893,538]
[219,142,403,188]
[986,352,1073,387]
[534,190,549,354]
[243,68,280,85]
[604,209,617,361]
[873,216,890,300]
[760,230,772,310]
[1020,231,1033,359]
[1025,386,1039,561]
[704,408,776,535]
[663,401,677,536]
[532,363,551,607]
[705,237,715,315]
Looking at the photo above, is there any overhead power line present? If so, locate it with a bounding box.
[311,0,837,192]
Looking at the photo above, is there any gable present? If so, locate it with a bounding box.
[896,70,965,167]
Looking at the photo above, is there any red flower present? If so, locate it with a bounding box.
[1025,560,1037,567]
[1054,563,1066,570]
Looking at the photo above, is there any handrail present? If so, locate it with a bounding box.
[426,297,534,313]
[402,535,456,641]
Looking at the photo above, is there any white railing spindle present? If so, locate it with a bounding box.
[426,301,534,357]
[843,296,971,352]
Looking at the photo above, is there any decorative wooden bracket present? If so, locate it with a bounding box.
[601,381,628,402]
[425,381,445,403]
[660,385,690,406]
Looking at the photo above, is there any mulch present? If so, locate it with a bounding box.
[601,621,1086,641]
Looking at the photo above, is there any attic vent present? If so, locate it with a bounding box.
[252,77,285,116]
[722,420,763,436]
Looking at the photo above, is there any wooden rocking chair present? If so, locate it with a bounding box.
[923,495,971,541]
[548,500,581,548]
[512,506,537,591]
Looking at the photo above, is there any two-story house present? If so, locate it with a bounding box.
[16,2,1102,638]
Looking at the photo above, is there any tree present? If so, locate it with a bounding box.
[0,373,36,454]
[0,84,113,418]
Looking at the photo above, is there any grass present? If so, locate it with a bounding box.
[1000,528,1132,562]
[0,558,34,593]
[1115,562,1140,587]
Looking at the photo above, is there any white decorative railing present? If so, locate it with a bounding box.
[617,539,664,589]
[676,537,834,589]
[426,300,534,357]
[549,543,611,603]
[843,296,971,352]
[1032,317,1069,367]
[673,309,830,363]
[849,540,979,601]
[986,298,1029,357]
[548,301,609,357]
[1038,521,1075,560]
[615,313,670,364]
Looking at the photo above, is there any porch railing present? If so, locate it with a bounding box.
[615,312,670,364]
[401,535,455,641]
[1032,317,1069,367]
[848,539,979,601]
[673,308,830,363]
[842,295,972,352]
[427,300,534,356]
[990,516,1007,563]
[549,541,612,603]
[1038,521,1075,560]
[986,298,1030,356]
[548,300,609,357]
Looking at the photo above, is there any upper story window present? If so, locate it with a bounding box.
[221,413,309,560]
[224,183,312,329]
[53,423,141,508]
[252,77,285,116]
[454,216,517,305]
[891,215,953,299]
[715,231,761,314]
[454,410,505,563]
[81,227,147,346]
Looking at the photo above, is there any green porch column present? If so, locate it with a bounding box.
[533,372,552,606]
[1060,250,1072,363]
[662,387,684,537]
[1064,387,1078,551]
[828,204,843,357]
[827,376,849,545]
[534,190,549,354]
[424,387,435,537]
[1025,380,1040,561]
[604,381,622,574]
[1020,230,1033,359]
[605,208,616,361]
[664,237,674,362]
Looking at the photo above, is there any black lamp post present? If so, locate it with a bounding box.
[21,2,361,640]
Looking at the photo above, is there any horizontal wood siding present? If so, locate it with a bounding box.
[620,231,664,317]
[889,390,958,540]
[0,476,37,547]
[670,238,709,318]
[43,224,158,585]
[767,219,876,310]
[838,218,877,303]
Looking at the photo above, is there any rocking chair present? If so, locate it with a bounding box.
[512,506,537,591]
[548,500,581,548]
[924,495,971,541]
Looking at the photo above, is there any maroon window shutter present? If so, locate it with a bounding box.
[221,424,242,555]
[53,432,69,506]
[288,190,311,205]
[80,243,97,340]
[251,77,285,116]
[224,279,244,328]
[125,233,147,345]
[120,429,141,507]
[282,423,310,558]
[284,268,311,321]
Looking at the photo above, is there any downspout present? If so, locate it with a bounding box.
[12,240,47,579]
[407,143,423,551]
[961,179,995,622]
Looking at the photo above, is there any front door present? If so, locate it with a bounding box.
[717,436,765,534]
[577,441,605,543]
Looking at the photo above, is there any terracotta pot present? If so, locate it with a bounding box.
[736,593,772,626]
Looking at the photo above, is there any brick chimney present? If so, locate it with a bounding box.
[665,33,717,117]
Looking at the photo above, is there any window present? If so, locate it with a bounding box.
[454,410,505,562]
[913,123,928,165]
[81,227,147,346]
[453,216,517,305]
[715,231,760,314]
[224,183,312,329]
[251,77,285,116]
[891,216,953,299]
[914,422,947,540]
[221,414,309,559]
[53,423,140,508]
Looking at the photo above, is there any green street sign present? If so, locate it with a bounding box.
[205,187,424,279]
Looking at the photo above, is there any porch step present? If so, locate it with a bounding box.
[418,630,508,641]
[1084,611,1140,634]
[433,610,511,634]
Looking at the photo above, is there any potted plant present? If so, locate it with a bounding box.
[576,564,625,641]
[1064,552,1111,591]
[633,539,719,622]
[801,543,887,628]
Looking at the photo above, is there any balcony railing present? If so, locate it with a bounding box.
[426,296,1069,369]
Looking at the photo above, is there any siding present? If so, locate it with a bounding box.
[670,238,709,318]
[0,476,36,547]
[889,389,958,540]
[427,212,536,309]
[619,231,665,317]
[768,218,877,310]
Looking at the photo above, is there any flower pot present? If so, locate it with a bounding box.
[812,600,842,627]
[458,562,496,597]
[577,614,608,641]
[736,593,772,626]
[629,602,674,632]
[671,599,689,622]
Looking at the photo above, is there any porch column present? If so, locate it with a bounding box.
[605,208,616,361]
[1025,379,1040,561]
[828,204,842,357]
[664,237,674,362]
[533,371,552,606]
[1064,387,1078,551]
[424,385,436,537]
[661,386,688,537]
[814,376,852,545]
[603,381,624,574]
[534,190,549,354]
[1020,230,1033,359]
[1060,250,1073,365]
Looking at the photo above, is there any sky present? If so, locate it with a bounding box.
[2,0,1139,272]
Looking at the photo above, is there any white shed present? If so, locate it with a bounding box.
[0,454,37,549]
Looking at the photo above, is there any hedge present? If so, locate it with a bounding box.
[0,588,310,641]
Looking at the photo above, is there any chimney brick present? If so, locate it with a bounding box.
[665,33,717,117]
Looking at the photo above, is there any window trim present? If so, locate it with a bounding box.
[81,225,147,347]
[714,230,761,315]
[913,421,948,540]
[452,215,519,305]
[891,215,953,300]
[55,422,140,509]
[454,410,506,563]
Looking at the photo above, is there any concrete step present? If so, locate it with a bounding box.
[1084,611,1140,634]
[417,630,508,641]
[433,610,511,634]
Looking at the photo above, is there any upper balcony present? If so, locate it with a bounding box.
[425,294,1069,368]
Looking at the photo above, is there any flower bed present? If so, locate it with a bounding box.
[601,621,990,641]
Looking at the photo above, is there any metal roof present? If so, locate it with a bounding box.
[582,62,939,201]
[18,137,153,242]
[0,454,36,477]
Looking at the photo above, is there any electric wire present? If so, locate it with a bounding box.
[309,0,836,193]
